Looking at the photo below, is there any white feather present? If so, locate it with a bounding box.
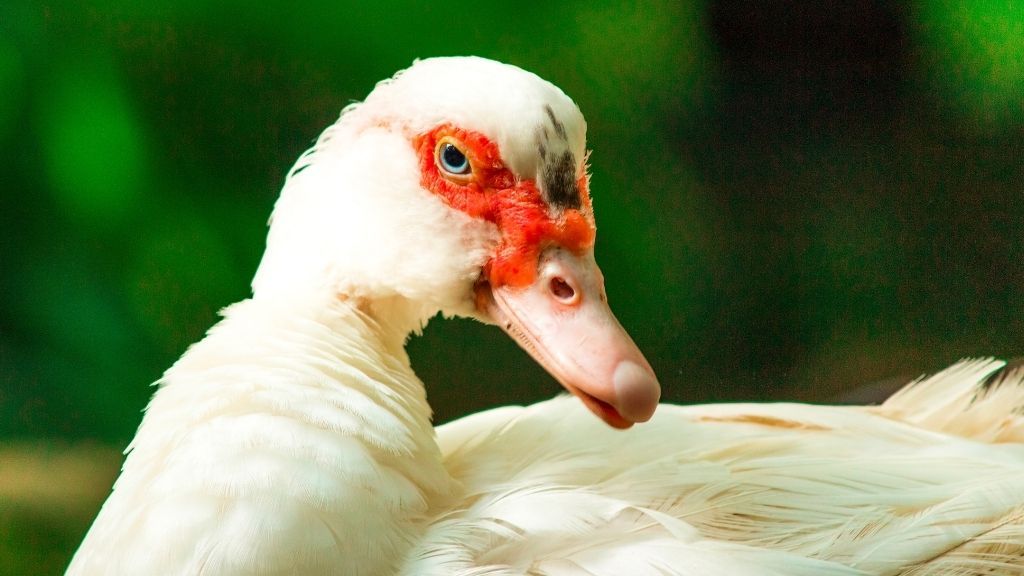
[68,57,1024,575]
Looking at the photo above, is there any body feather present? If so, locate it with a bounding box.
[409,359,1024,575]
[72,299,1024,575]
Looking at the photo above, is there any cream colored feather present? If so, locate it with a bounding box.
[418,359,1024,575]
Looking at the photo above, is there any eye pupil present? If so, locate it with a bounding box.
[440,143,470,175]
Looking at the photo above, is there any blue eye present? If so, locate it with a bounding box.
[439,143,471,175]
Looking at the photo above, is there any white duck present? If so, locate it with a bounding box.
[68,57,1024,576]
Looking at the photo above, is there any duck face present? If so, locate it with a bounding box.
[255,57,661,427]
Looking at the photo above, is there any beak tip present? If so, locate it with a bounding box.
[612,360,661,423]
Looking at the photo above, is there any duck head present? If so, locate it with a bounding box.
[252,56,660,428]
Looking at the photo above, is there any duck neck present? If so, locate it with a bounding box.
[209,289,449,478]
[136,290,452,573]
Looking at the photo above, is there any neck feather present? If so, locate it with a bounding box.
[77,294,452,574]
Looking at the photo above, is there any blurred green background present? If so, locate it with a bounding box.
[1,1,1022,573]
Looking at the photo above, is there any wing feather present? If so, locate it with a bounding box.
[411,360,1024,575]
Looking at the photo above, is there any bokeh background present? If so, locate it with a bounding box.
[2,1,1022,572]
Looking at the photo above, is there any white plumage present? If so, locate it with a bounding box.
[68,57,1024,575]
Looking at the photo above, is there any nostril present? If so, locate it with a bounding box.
[549,277,577,303]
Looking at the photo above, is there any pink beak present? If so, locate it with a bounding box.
[478,247,661,428]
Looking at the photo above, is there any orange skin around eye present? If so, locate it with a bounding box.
[413,124,596,288]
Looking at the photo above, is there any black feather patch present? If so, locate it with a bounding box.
[542,150,581,210]
[535,105,580,209]
[544,105,568,140]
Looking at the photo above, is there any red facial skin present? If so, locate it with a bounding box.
[412,124,596,288]
[412,124,662,429]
